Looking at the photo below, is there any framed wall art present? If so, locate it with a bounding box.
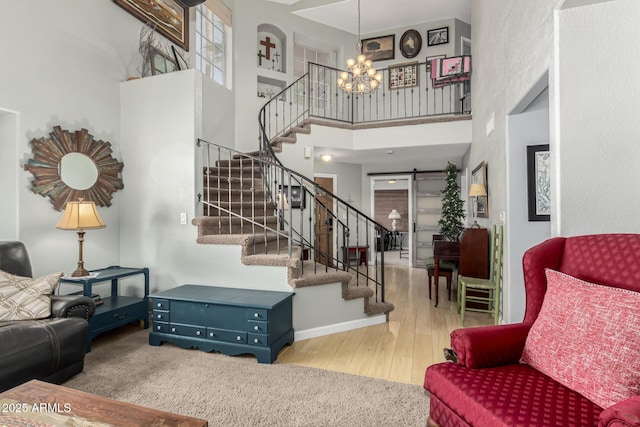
[426,54,446,73]
[400,29,422,58]
[427,27,449,46]
[389,62,419,89]
[280,185,306,209]
[526,144,550,221]
[361,34,395,62]
[114,0,189,50]
[471,161,488,218]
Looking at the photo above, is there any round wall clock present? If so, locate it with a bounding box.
[400,29,422,58]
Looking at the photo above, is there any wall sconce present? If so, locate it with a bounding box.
[468,183,487,228]
[321,154,333,162]
[56,198,106,277]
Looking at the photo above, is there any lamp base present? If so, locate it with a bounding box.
[71,262,90,277]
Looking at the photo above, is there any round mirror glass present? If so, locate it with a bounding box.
[59,152,99,190]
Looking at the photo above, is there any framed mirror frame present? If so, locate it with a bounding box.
[24,126,124,211]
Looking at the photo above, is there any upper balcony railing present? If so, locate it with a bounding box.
[262,60,471,147]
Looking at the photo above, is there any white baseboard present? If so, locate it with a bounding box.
[294,314,387,341]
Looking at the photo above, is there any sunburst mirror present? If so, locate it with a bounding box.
[24,126,124,211]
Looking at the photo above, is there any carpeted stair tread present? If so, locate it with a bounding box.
[205,165,263,177]
[365,301,395,315]
[241,246,301,268]
[272,135,296,144]
[289,125,311,135]
[289,261,353,288]
[202,188,267,201]
[343,284,375,300]
[196,232,285,247]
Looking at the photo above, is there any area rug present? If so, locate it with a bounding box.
[64,327,430,426]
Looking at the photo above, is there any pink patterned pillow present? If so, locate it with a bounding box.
[521,269,640,408]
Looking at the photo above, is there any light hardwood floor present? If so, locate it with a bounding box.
[277,263,493,386]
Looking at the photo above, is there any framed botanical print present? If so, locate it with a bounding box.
[527,145,551,221]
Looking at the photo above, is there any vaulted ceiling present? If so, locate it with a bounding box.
[264,0,471,35]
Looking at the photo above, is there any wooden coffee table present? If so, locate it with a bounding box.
[0,380,207,426]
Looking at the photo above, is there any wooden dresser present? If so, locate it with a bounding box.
[149,285,294,364]
[459,227,489,279]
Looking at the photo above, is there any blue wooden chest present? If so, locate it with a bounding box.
[148,285,294,363]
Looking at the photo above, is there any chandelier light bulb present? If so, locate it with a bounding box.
[370,80,378,89]
[352,67,361,76]
[367,68,376,77]
[375,73,383,82]
[365,59,372,67]
[340,71,349,80]
[357,54,366,63]
[344,82,353,90]
[346,58,355,67]
[358,82,366,92]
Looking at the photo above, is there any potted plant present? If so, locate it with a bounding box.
[438,162,466,241]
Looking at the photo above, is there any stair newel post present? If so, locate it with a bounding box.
[324,203,330,273]
[239,154,244,235]
[307,196,313,275]
[226,149,232,234]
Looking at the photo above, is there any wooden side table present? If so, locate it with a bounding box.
[342,245,368,265]
[60,266,149,351]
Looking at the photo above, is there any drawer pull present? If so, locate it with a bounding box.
[236,336,242,341]
[156,325,162,331]
[157,303,162,308]
[196,331,201,336]
[171,327,176,333]
[209,332,214,337]
[254,338,259,344]
[253,313,259,318]
[254,326,259,331]
[114,312,127,320]
[157,314,163,319]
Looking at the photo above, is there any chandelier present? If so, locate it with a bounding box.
[337,0,382,94]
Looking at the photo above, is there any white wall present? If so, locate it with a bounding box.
[0,111,19,241]
[0,1,145,276]
[554,0,640,235]
[506,89,551,323]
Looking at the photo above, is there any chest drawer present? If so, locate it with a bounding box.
[170,324,206,338]
[153,310,169,322]
[248,333,269,347]
[153,322,169,333]
[153,299,169,310]
[247,308,268,321]
[207,327,247,344]
[248,320,268,333]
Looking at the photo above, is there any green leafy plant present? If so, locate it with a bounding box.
[438,162,466,241]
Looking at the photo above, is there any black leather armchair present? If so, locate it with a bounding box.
[0,241,95,392]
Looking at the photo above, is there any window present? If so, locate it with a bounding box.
[195,2,231,86]
[294,44,333,108]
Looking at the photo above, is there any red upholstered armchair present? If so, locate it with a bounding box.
[424,234,640,427]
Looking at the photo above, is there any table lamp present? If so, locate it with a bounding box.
[57,198,106,277]
[468,183,487,228]
[388,209,401,231]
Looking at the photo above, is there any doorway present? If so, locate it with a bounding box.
[371,176,412,267]
[313,175,335,266]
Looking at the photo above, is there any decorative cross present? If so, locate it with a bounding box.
[257,50,265,66]
[274,51,280,63]
[260,36,276,60]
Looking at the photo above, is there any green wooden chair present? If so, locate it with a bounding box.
[458,224,504,325]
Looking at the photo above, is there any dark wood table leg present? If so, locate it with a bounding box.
[434,258,440,307]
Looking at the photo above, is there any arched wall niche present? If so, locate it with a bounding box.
[257,23,287,73]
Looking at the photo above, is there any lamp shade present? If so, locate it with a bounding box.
[468,183,487,197]
[388,209,401,220]
[56,199,106,230]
